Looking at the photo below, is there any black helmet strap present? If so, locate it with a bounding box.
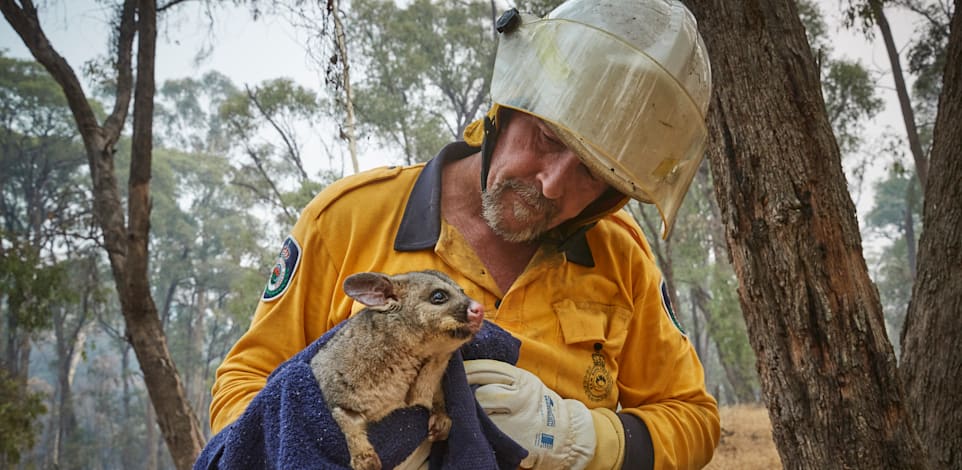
[479,114,499,192]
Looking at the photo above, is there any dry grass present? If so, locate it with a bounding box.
[704,404,782,470]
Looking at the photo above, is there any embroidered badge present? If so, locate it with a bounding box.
[583,343,613,402]
[661,279,687,335]
[262,236,301,301]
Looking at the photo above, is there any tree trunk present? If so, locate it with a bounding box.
[145,401,159,470]
[53,311,87,469]
[128,2,205,468]
[0,1,204,468]
[683,0,926,467]
[870,0,928,187]
[121,344,137,470]
[900,3,962,467]
[187,286,208,421]
[330,0,360,174]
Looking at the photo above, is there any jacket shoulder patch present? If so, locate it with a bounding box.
[263,236,301,301]
[661,279,687,336]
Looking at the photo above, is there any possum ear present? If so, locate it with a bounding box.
[343,272,397,307]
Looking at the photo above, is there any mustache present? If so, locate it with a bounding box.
[500,179,559,216]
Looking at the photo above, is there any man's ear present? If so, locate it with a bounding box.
[343,272,397,307]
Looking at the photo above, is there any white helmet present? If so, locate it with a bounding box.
[489,0,711,238]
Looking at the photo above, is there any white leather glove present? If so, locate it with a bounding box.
[464,359,596,469]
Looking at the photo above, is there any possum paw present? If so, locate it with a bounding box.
[428,412,452,441]
[351,449,381,470]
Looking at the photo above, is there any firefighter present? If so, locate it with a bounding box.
[210,0,718,468]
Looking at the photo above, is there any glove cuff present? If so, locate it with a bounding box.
[585,407,625,470]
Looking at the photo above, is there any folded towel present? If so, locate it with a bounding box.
[194,320,527,469]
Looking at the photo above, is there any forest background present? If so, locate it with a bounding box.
[0,0,957,469]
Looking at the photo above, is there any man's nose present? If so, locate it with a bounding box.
[537,151,584,200]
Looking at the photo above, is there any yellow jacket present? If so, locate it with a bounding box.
[210,143,719,469]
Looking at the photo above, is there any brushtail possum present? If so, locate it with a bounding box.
[310,270,485,470]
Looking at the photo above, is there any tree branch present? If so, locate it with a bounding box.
[102,0,137,143]
[244,85,309,182]
[157,0,194,13]
[240,141,297,222]
[0,0,102,148]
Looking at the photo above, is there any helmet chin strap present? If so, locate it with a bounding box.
[479,115,499,192]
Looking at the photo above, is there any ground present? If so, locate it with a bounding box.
[704,404,782,469]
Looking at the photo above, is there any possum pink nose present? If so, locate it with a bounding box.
[467,301,484,331]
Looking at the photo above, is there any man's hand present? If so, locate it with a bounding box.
[464,360,596,469]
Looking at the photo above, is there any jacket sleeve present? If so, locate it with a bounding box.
[618,245,720,468]
[208,210,348,434]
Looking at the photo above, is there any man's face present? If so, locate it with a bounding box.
[482,111,610,242]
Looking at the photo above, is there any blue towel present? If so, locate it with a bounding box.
[195,320,528,469]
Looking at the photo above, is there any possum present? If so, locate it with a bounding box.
[309,270,485,470]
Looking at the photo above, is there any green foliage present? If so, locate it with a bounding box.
[0,52,73,135]
[0,53,91,247]
[865,166,922,233]
[868,235,914,351]
[0,243,70,333]
[823,60,885,154]
[799,0,884,156]
[0,368,47,465]
[704,265,759,402]
[148,145,271,321]
[797,0,830,52]
[841,0,879,36]
[864,166,922,352]
[0,52,92,362]
[221,78,323,137]
[513,0,566,16]
[218,77,330,221]
[156,71,239,154]
[349,0,494,163]
[903,0,953,149]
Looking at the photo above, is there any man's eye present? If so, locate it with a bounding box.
[430,290,449,304]
[543,131,560,144]
[541,132,564,150]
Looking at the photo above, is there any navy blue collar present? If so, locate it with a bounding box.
[393,142,595,267]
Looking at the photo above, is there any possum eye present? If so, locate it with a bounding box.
[430,289,449,305]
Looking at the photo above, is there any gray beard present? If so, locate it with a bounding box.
[481,179,559,243]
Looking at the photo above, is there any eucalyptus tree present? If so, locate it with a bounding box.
[864,166,923,349]
[898,2,961,466]
[686,0,929,466]
[141,145,267,435]
[1,1,207,466]
[685,0,962,467]
[833,2,960,463]
[0,52,92,465]
[155,71,238,156]
[153,72,281,434]
[901,0,953,138]
[349,0,494,164]
[218,78,330,227]
[839,0,951,287]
